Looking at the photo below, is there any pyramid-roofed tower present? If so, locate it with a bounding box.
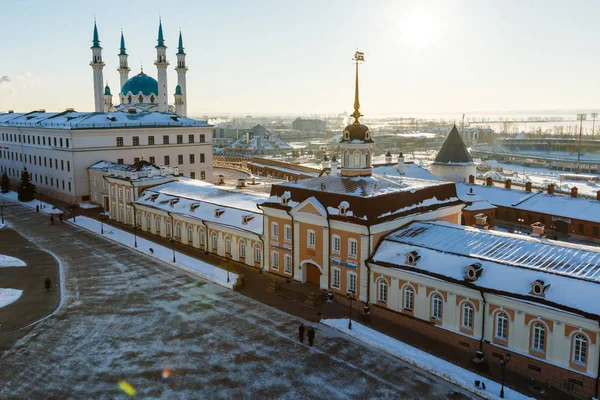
[430,124,476,182]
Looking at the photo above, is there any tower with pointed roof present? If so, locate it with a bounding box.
[339,51,373,177]
[430,124,476,182]
[117,30,130,89]
[174,85,184,115]
[154,19,169,112]
[103,83,113,112]
[90,19,105,112]
[174,30,188,117]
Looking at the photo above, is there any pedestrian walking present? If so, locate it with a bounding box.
[59,213,62,223]
[44,277,51,292]
[307,327,315,347]
[36,204,39,213]
[298,323,305,343]
[50,215,54,225]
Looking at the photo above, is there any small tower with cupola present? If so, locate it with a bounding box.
[174,29,188,117]
[117,30,130,89]
[90,19,105,113]
[339,51,373,177]
[174,85,184,115]
[103,83,113,112]
[154,18,169,112]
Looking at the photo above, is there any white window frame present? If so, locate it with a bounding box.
[462,302,474,330]
[332,267,341,289]
[377,279,388,303]
[212,233,218,251]
[271,251,280,270]
[155,217,161,234]
[199,229,205,246]
[271,222,279,240]
[284,254,292,274]
[332,235,341,255]
[126,190,130,201]
[225,236,232,254]
[307,229,316,249]
[495,312,509,341]
[572,334,588,365]
[176,222,182,239]
[146,214,151,229]
[348,238,358,258]
[93,176,97,187]
[403,285,414,311]
[353,151,361,167]
[431,294,443,320]
[532,323,545,352]
[187,226,193,242]
[239,240,246,258]
[255,245,262,264]
[347,272,357,293]
[284,224,292,242]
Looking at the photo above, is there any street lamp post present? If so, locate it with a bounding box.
[71,203,76,223]
[100,208,105,234]
[226,260,231,283]
[346,290,356,330]
[592,113,598,140]
[576,113,587,173]
[499,353,511,398]
[170,237,176,263]
[1,204,4,225]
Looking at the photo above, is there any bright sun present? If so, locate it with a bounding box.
[401,7,438,48]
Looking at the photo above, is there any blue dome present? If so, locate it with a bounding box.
[121,72,158,96]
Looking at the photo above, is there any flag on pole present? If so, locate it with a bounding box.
[354,51,365,61]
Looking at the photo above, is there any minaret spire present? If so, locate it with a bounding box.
[119,29,127,55]
[175,27,188,116]
[117,28,130,92]
[90,18,105,112]
[155,18,169,112]
[177,28,185,55]
[351,50,364,123]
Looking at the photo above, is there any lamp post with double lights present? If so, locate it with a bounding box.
[499,353,511,398]
[127,202,138,248]
[346,290,356,330]
[576,113,587,173]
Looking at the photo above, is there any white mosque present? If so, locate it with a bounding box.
[91,19,189,116]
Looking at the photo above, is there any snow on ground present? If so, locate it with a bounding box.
[0,255,27,268]
[0,191,54,212]
[71,216,237,289]
[322,318,532,400]
[0,288,23,309]
[0,223,5,229]
[78,203,99,209]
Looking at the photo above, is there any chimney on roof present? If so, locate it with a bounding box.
[548,184,555,195]
[8,110,14,113]
[330,156,338,175]
[385,151,392,164]
[397,153,405,175]
[38,109,46,113]
[486,177,493,187]
[504,179,512,189]
[469,175,475,184]
[66,108,75,112]
[525,182,532,192]
[571,187,578,198]
[597,190,600,201]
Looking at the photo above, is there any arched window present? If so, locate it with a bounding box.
[150,95,155,103]
[403,286,414,311]
[255,245,262,263]
[572,334,588,365]
[155,217,161,234]
[146,214,151,230]
[353,152,361,167]
[532,323,545,352]
[344,151,350,167]
[138,94,144,103]
[187,225,193,242]
[176,222,182,239]
[198,229,205,246]
[431,294,443,320]
[377,279,388,303]
[461,302,474,330]
[239,241,246,258]
[212,233,218,251]
[225,237,232,254]
[128,94,132,104]
[495,312,509,341]
[365,151,371,167]
[166,222,172,237]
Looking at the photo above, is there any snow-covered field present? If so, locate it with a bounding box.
[0,255,26,268]
[0,288,22,309]
[322,319,532,400]
[0,191,54,212]
[71,216,238,289]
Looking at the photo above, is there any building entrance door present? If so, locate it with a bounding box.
[103,196,109,212]
[306,263,321,285]
[554,220,569,233]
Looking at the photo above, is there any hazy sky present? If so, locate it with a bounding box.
[1,0,599,116]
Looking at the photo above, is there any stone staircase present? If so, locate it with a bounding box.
[269,280,328,308]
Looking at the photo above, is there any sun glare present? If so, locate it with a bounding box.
[401,7,438,48]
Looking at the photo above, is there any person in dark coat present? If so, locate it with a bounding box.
[36,205,39,213]
[59,213,62,223]
[298,323,305,343]
[44,277,51,292]
[307,327,315,347]
[50,215,54,225]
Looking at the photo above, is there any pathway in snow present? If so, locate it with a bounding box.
[323,319,531,400]
[0,201,474,399]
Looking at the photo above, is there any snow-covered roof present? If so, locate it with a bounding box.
[135,180,266,235]
[371,163,443,181]
[457,183,600,223]
[0,110,211,130]
[372,221,600,317]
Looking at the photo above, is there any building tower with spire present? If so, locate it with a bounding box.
[174,30,188,116]
[174,85,184,115]
[90,19,105,113]
[117,30,130,89]
[154,19,169,112]
[339,51,373,177]
[103,83,113,112]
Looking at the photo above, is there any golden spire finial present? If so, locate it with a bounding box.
[352,50,365,123]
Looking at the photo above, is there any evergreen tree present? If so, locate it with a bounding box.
[0,172,9,194]
[17,167,36,202]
